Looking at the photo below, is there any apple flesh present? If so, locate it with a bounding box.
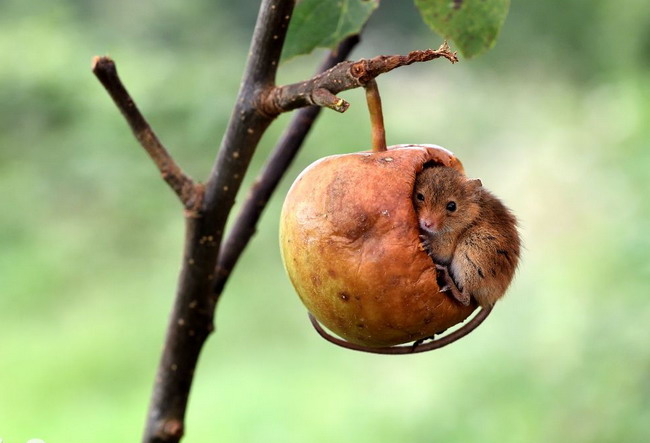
[280,144,477,347]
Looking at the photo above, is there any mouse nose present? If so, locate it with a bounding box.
[420,218,441,232]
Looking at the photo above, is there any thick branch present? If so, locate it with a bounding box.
[142,1,295,442]
[262,41,458,115]
[201,0,293,233]
[92,56,198,210]
[213,35,360,296]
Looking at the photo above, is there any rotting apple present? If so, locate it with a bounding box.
[279,144,478,347]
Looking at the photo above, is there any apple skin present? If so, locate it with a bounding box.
[280,144,478,347]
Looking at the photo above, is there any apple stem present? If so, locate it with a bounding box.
[364,79,387,152]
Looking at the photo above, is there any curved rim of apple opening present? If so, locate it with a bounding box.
[308,305,492,355]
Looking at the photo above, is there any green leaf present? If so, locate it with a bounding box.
[414,0,510,58]
[282,0,379,61]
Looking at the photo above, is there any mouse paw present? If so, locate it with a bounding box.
[419,235,433,255]
[435,264,471,306]
[411,334,437,351]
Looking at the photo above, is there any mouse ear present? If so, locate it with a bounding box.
[468,178,482,189]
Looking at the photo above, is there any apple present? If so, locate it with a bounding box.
[280,144,478,347]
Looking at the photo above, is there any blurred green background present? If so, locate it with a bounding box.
[1,0,649,441]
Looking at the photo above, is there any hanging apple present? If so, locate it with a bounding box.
[279,79,494,350]
[280,141,483,347]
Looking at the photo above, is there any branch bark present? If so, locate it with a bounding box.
[262,41,458,115]
[142,1,295,442]
[213,35,360,296]
[92,56,198,210]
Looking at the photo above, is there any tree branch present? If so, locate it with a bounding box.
[90,0,460,440]
[199,0,294,238]
[262,41,458,115]
[92,56,198,210]
[141,1,295,442]
[213,35,360,296]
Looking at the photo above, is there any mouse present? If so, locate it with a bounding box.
[413,164,521,307]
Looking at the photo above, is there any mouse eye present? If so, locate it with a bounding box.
[416,193,425,202]
[446,201,457,212]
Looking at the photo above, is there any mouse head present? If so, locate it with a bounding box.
[413,165,482,235]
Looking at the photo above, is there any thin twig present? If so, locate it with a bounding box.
[213,35,360,296]
[92,56,198,210]
[308,305,492,354]
[262,41,458,115]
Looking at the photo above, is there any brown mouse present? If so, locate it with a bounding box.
[413,164,521,307]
